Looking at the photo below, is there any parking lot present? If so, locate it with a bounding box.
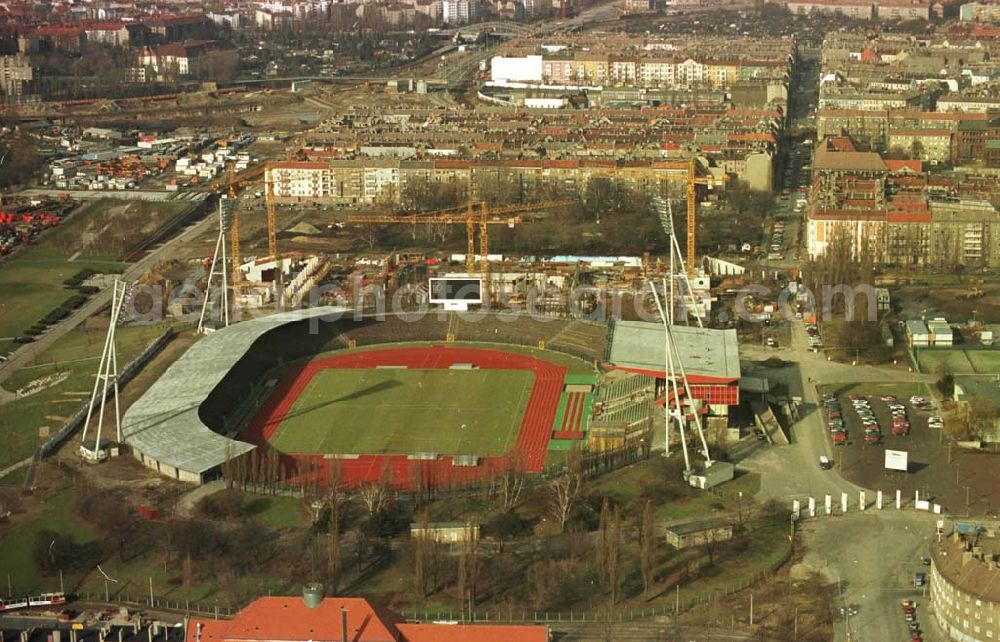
[816,382,1000,516]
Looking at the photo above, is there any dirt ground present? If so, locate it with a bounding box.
[892,278,1000,325]
[678,551,834,641]
[821,382,1000,517]
[47,331,198,502]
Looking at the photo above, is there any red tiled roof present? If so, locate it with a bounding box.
[888,211,932,223]
[542,160,579,169]
[885,159,922,173]
[189,597,403,642]
[727,132,777,144]
[811,209,887,221]
[433,159,470,169]
[187,597,547,642]
[35,25,82,36]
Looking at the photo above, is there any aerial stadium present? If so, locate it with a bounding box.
[121,308,740,487]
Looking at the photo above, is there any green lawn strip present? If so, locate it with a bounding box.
[0,484,99,594]
[243,495,305,530]
[0,197,193,341]
[817,381,927,399]
[0,465,28,486]
[0,323,175,468]
[0,246,125,339]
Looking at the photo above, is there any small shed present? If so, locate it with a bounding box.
[906,320,930,346]
[663,517,734,550]
[410,522,480,544]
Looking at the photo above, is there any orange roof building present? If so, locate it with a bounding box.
[187,596,548,642]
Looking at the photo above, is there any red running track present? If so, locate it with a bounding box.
[242,345,567,489]
[552,391,586,440]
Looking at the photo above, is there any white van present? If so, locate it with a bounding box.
[819,455,832,470]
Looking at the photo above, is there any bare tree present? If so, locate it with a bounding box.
[497,453,527,511]
[359,461,392,516]
[962,395,997,440]
[596,498,610,579]
[547,470,582,533]
[701,526,724,566]
[353,222,385,250]
[182,553,194,604]
[640,500,657,599]
[457,537,479,611]
[607,506,622,605]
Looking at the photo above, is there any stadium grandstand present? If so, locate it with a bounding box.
[605,320,742,412]
[122,307,348,483]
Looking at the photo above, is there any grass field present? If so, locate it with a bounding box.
[0,484,99,594]
[916,348,976,375]
[0,199,194,351]
[269,368,534,456]
[0,322,175,474]
[916,347,1000,376]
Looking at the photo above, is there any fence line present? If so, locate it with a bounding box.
[79,541,789,625]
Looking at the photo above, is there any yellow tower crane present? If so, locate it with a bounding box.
[225,170,243,293]
[673,158,725,276]
[265,170,278,259]
[585,159,725,274]
[347,198,573,281]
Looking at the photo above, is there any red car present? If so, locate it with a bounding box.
[864,433,881,444]
[833,432,848,444]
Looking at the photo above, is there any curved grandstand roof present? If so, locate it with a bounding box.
[122,307,348,475]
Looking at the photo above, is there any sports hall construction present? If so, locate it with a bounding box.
[121,308,740,487]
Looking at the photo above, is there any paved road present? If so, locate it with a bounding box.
[176,479,226,517]
[740,321,931,504]
[0,210,217,395]
[738,318,947,642]
[800,511,946,642]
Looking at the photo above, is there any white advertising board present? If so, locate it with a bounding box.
[885,449,908,472]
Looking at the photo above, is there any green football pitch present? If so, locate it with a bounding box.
[268,368,535,456]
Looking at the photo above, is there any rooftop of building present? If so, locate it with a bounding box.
[933,532,1000,604]
[186,595,547,642]
[607,320,741,382]
[663,516,734,535]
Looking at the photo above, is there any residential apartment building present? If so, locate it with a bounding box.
[877,0,931,20]
[807,139,1000,267]
[265,158,708,206]
[787,0,874,20]
[937,95,1000,113]
[134,40,232,80]
[818,91,920,111]
[960,1,1000,23]
[0,54,32,96]
[442,0,479,23]
[887,128,953,162]
[931,532,1000,642]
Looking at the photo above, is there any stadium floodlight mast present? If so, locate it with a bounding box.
[198,198,231,333]
[80,278,128,458]
[652,196,703,328]
[649,281,714,475]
